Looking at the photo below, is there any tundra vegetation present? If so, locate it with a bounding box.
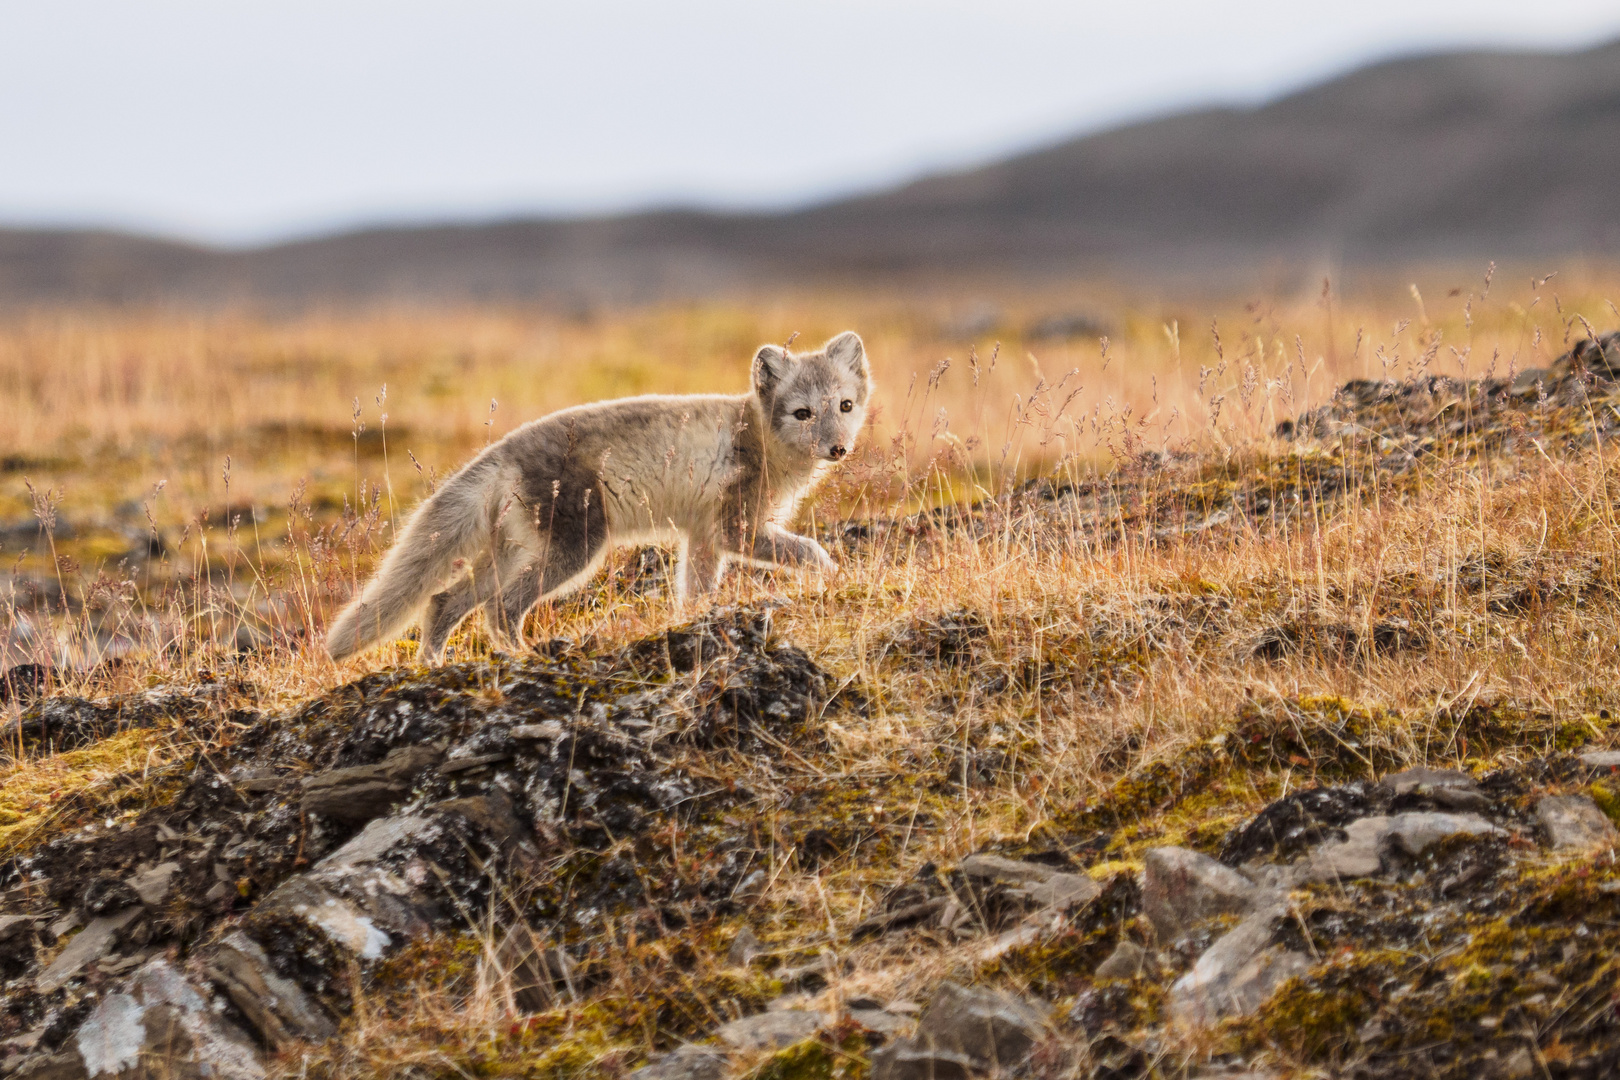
[5,269,1620,1079]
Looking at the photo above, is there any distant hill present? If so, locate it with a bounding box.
[5,39,1620,305]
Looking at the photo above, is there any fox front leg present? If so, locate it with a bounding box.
[750,525,836,573]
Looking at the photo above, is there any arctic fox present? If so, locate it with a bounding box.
[325,331,873,662]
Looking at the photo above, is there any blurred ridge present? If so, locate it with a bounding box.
[4,39,1620,305]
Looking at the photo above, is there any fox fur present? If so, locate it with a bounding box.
[325,331,873,662]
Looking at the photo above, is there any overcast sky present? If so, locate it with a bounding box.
[4,0,1620,246]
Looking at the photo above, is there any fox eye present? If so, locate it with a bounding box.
[840,400,853,413]
[793,407,814,421]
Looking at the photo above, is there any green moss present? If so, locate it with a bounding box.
[745,1033,870,1080]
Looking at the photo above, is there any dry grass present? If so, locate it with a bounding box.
[5,265,1620,1076]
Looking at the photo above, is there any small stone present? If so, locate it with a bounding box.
[958,854,1060,884]
[1013,872,1100,911]
[1536,795,1619,851]
[205,881,232,903]
[1169,907,1312,1025]
[847,1008,912,1038]
[1498,1047,1536,1080]
[1142,847,1262,940]
[714,1009,822,1051]
[913,981,1047,1068]
[627,1045,728,1080]
[1378,767,1477,797]
[726,927,762,968]
[126,862,181,907]
[510,721,566,741]
[1579,750,1620,770]
[1094,941,1157,980]
[37,907,142,992]
[869,1041,975,1080]
[956,855,1103,909]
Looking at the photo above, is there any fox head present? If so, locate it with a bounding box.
[752,331,874,463]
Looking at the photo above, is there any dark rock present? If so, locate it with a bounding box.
[299,743,444,823]
[206,932,337,1047]
[493,924,574,1014]
[0,664,50,705]
[1218,784,1374,865]
[851,897,948,940]
[1142,847,1263,940]
[958,853,1099,911]
[913,981,1047,1069]
[80,877,142,916]
[869,1041,975,1080]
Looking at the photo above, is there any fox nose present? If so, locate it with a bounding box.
[828,444,847,460]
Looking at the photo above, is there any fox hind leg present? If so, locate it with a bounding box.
[421,554,507,662]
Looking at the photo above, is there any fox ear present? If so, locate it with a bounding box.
[825,331,867,378]
[752,344,790,396]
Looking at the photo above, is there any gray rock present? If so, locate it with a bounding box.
[1378,767,1478,797]
[37,907,142,993]
[958,854,1060,884]
[1094,940,1157,980]
[299,743,444,823]
[72,958,264,1080]
[714,1009,822,1051]
[1302,817,1387,883]
[1169,907,1312,1025]
[869,1041,976,1080]
[957,854,1103,908]
[1302,812,1502,883]
[913,981,1047,1068]
[1537,795,1619,851]
[847,1008,913,1038]
[627,1045,728,1080]
[1384,811,1502,855]
[726,927,763,968]
[1142,847,1262,939]
[126,862,180,908]
[1017,872,1100,910]
[1579,750,1620,770]
[0,914,43,942]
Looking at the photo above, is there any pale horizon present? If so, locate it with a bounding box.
[5,0,1620,247]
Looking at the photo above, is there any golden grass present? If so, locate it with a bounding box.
[5,266,1620,1076]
